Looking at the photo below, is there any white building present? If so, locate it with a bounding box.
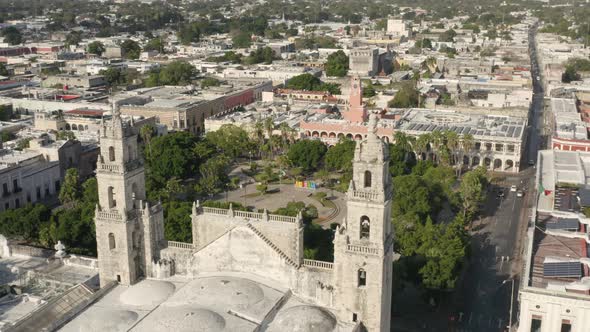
[518,149,590,332]
[386,19,412,37]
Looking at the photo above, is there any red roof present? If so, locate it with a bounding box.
[65,109,105,117]
[56,94,80,101]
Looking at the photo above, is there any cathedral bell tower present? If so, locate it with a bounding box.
[94,102,165,286]
[333,113,394,331]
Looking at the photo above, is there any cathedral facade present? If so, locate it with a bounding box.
[94,105,393,331]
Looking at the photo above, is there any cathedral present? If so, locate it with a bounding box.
[90,104,393,332]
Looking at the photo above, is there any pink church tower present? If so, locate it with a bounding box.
[343,76,368,123]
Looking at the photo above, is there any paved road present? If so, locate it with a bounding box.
[450,23,546,332]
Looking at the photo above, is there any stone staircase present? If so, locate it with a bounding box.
[246,223,299,267]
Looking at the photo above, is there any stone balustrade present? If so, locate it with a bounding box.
[167,241,194,250]
[303,259,334,270]
[346,244,379,255]
[200,206,298,223]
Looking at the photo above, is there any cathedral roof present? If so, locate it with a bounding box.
[267,305,337,332]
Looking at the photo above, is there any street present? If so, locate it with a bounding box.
[450,22,546,332]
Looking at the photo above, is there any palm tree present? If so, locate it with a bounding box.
[459,133,475,176]
[415,133,432,160]
[278,122,291,152]
[253,121,265,157]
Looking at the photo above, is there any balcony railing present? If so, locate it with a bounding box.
[167,241,194,250]
[346,244,379,255]
[303,259,334,270]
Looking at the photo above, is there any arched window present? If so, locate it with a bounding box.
[360,216,370,239]
[108,186,116,208]
[364,170,372,188]
[108,146,115,161]
[358,269,366,287]
[108,233,116,250]
[72,124,78,130]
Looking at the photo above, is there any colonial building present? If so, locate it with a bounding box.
[86,108,394,331]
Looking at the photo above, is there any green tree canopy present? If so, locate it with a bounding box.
[65,31,82,47]
[325,50,349,77]
[287,140,327,172]
[120,39,141,59]
[178,23,201,45]
[205,124,253,159]
[286,74,341,94]
[325,138,355,172]
[144,132,199,195]
[87,41,105,56]
[232,32,252,48]
[59,168,81,205]
[2,26,23,45]
[388,82,420,108]
[143,37,165,53]
[146,61,197,87]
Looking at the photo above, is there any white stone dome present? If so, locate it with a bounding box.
[172,276,265,306]
[268,305,337,332]
[145,307,226,332]
[119,279,175,306]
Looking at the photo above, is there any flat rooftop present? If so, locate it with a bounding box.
[398,109,526,141]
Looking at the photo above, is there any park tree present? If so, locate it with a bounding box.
[120,39,141,59]
[59,168,81,205]
[144,132,199,196]
[87,41,105,56]
[325,138,355,172]
[325,50,349,77]
[196,155,230,197]
[459,166,488,219]
[163,201,193,242]
[287,140,327,172]
[2,27,23,45]
[205,124,253,159]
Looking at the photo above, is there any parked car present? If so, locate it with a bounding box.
[517,190,524,197]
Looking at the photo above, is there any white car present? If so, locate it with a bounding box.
[517,190,524,197]
[510,185,517,192]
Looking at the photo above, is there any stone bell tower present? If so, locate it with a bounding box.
[94,102,165,286]
[333,113,394,331]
